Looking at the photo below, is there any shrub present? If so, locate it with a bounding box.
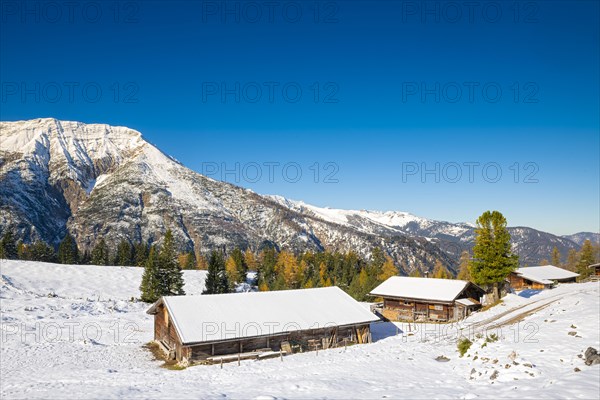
[458,338,473,357]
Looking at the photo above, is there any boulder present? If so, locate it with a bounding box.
[584,347,600,366]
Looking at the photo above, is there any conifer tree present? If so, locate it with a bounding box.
[203,250,229,294]
[456,250,471,281]
[231,248,248,282]
[134,243,149,267]
[196,253,208,270]
[90,238,110,265]
[184,251,196,270]
[551,247,561,267]
[0,227,18,259]
[30,240,56,262]
[378,256,398,281]
[158,230,185,296]
[576,240,597,279]
[409,269,423,277]
[565,248,579,272]
[432,260,452,279]
[225,254,242,288]
[58,233,79,264]
[244,248,258,271]
[469,211,519,298]
[140,246,160,303]
[114,240,133,266]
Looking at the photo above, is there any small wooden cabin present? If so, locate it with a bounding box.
[369,277,485,322]
[589,263,600,281]
[147,286,380,364]
[509,265,579,290]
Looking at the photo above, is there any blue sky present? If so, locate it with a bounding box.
[1,0,598,235]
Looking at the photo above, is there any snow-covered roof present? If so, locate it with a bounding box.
[589,263,600,269]
[455,298,480,307]
[515,265,579,284]
[147,286,380,344]
[369,277,477,303]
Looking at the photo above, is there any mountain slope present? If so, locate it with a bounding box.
[268,197,582,265]
[0,118,453,274]
[563,232,600,246]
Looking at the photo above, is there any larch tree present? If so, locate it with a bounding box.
[244,248,258,271]
[565,248,579,272]
[551,247,561,267]
[469,210,519,300]
[378,256,398,281]
[456,250,472,281]
[432,260,452,279]
[409,269,423,277]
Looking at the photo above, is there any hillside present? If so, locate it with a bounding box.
[1,259,598,398]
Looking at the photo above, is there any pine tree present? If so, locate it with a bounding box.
[158,230,185,296]
[551,247,561,267]
[184,251,196,270]
[469,211,519,298]
[140,246,160,303]
[134,243,149,267]
[90,239,110,265]
[432,260,452,279]
[203,250,229,294]
[58,233,79,264]
[456,250,471,281]
[114,240,133,266]
[0,227,19,259]
[30,240,56,262]
[232,248,248,283]
[576,240,597,279]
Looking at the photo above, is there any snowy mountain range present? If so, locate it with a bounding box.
[0,119,593,273]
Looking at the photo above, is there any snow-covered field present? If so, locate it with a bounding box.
[1,260,599,399]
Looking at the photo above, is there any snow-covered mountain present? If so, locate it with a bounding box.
[0,118,454,274]
[563,232,600,246]
[267,196,582,265]
[0,119,582,271]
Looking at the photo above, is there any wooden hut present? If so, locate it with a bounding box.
[147,286,380,364]
[588,263,600,281]
[508,265,579,290]
[369,277,485,322]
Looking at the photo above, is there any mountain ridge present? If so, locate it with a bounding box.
[0,118,587,271]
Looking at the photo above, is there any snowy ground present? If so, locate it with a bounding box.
[1,260,599,399]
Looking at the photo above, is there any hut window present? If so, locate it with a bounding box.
[429,304,443,311]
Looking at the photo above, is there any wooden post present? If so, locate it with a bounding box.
[280,349,283,362]
[220,358,223,369]
[344,338,347,350]
[237,353,240,366]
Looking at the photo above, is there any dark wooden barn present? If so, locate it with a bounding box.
[147,286,380,364]
[508,265,579,290]
[369,277,485,322]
